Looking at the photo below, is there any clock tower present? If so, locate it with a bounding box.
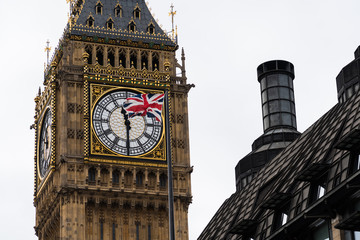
[33,1,193,239]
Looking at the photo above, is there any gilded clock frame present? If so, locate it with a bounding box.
[87,83,167,165]
[34,77,57,197]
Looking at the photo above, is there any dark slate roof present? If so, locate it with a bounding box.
[198,90,360,239]
[70,0,176,46]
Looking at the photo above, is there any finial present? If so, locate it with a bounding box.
[169,4,176,40]
[38,87,41,96]
[44,40,51,66]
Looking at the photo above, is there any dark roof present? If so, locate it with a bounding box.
[70,0,176,46]
[199,90,360,239]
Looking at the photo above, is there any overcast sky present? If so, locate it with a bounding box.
[1,0,360,239]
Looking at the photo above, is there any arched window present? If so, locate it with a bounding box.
[141,51,148,69]
[160,173,167,188]
[88,167,96,184]
[128,21,136,32]
[133,5,141,19]
[119,49,126,67]
[85,45,93,64]
[108,48,115,66]
[106,18,114,30]
[87,16,95,27]
[130,50,137,69]
[112,170,120,185]
[124,170,132,188]
[152,53,159,71]
[100,168,109,186]
[95,1,103,15]
[96,47,104,65]
[136,171,144,186]
[148,22,155,34]
[148,172,156,189]
[114,4,122,17]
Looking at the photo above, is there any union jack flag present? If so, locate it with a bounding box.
[123,93,165,121]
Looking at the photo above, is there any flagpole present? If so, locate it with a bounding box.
[165,89,175,240]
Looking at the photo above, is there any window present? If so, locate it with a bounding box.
[112,223,116,240]
[318,185,325,199]
[136,222,140,240]
[87,16,95,27]
[112,170,119,185]
[96,1,103,15]
[345,231,360,240]
[160,174,167,188]
[96,47,104,65]
[129,21,136,32]
[134,5,141,19]
[281,213,288,225]
[148,225,151,240]
[148,23,155,34]
[106,18,114,30]
[88,167,96,183]
[130,51,137,68]
[141,52,148,69]
[311,221,330,240]
[136,172,144,186]
[108,48,115,66]
[114,5,122,17]
[119,50,126,67]
[100,222,104,240]
[152,53,159,71]
[85,45,93,64]
[350,154,360,174]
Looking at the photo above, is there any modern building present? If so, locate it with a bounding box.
[199,47,360,240]
[33,1,193,239]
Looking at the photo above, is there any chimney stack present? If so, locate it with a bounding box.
[235,60,300,191]
[257,60,297,133]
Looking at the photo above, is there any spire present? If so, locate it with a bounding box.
[44,40,51,66]
[169,4,176,41]
[181,48,186,78]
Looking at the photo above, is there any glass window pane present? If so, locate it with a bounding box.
[279,87,290,99]
[269,100,280,113]
[291,102,296,114]
[312,221,329,240]
[261,78,266,90]
[281,213,288,225]
[279,74,289,86]
[270,113,281,126]
[267,75,278,87]
[280,100,291,112]
[268,88,278,100]
[262,91,268,102]
[282,113,292,126]
[318,186,325,198]
[347,87,353,98]
[354,231,360,240]
[264,116,270,130]
[263,104,269,116]
[292,116,297,128]
[289,79,293,88]
[290,90,294,101]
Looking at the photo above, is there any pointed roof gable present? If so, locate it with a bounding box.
[69,0,176,48]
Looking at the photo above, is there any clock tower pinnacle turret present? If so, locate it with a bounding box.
[33,1,193,239]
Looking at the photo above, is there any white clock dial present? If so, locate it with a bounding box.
[92,90,163,156]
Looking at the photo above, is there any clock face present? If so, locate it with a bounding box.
[92,90,163,156]
[39,109,52,178]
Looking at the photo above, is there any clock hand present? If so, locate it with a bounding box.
[121,107,131,155]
